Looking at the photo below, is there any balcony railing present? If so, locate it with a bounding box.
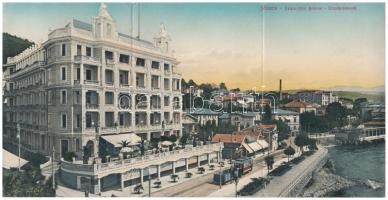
[84,80,99,85]
[86,103,99,109]
[60,143,223,175]
[119,83,130,87]
[74,55,100,64]
[105,59,115,68]
[151,105,161,110]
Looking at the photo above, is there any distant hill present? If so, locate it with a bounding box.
[334,91,385,103]
[325,85,385,94]
[3,33,34,64]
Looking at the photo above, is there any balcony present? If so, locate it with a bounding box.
[86,103,99,110]
[164,70,171,75]
[60,143,223,177]
[151,87,160,91]
[151,105,161,110]
[106,59,115,68]
[119,83,130,88]
[134,124,163,132]
[84,80,99,85]
[101,127,118,134]
[74,55,100,65]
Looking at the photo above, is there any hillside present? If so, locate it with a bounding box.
[3,33,34,64]
[334,91,385,103]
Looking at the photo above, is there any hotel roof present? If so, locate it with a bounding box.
[71,19,155,49]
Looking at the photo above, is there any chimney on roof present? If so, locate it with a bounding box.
[279,79,283,101]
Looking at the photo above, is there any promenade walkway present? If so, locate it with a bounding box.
[254,147,328,197]
[208,152,298,197]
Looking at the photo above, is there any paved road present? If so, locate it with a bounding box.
[151,170,218,197]
[151,150,286,197]
[254,147,328,197]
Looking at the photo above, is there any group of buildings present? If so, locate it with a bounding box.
[2,4,224,194]
[3,3,383,195]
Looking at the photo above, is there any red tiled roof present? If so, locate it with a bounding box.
[284,99,311,108]
[259,124,276,129]
[212,134,246,144]
[235,131,261,139]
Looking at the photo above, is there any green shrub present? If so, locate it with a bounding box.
[63,152,77,162]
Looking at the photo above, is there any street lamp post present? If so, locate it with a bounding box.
[218,139,223,189]
[147,167,151,197]
[17,123,21,171]
[234,167,240,197]
[52,146,55,190]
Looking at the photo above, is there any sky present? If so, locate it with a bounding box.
[3,3,385,91]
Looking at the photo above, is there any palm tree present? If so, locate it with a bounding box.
[284,146,296,162]
[134,184,144,194]
[153,179,162,188]
[170,174,179,183]
[198,167,205,174]
[119,140,131,158]
[119,140,130,148]
[185,172,193,178]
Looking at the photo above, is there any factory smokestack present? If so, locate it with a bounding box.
[279,79,283,101]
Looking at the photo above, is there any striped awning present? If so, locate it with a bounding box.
[247,142,263,152]
[101,133,142,148]
[257,139,269,149]
[242,143,254,153]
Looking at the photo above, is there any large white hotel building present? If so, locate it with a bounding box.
[3,4,185,159]
[3,4,222,194]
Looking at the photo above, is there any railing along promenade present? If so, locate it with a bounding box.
[61,142,223,178]
[278,147,328,197]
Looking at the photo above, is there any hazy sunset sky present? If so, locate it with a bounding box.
[3,3,385,91]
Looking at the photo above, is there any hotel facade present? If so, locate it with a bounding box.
[3,4,185,160]
[3,4,223,193]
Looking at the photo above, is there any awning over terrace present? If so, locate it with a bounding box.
[247,142,263,152]
[101,133,142,148]
[242,143,254,153]
[257,139,269,149]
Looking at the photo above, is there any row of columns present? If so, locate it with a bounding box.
[118,152,219,191]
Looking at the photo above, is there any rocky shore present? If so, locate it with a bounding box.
[302,160,384,197]
[302,169,355,197]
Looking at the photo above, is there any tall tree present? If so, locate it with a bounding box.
[294,134,310,153]
[219,82,227,90]
[263,104,272,123]
[284,146,296,162]
[275,120,291,142]
[326,102,348,127]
